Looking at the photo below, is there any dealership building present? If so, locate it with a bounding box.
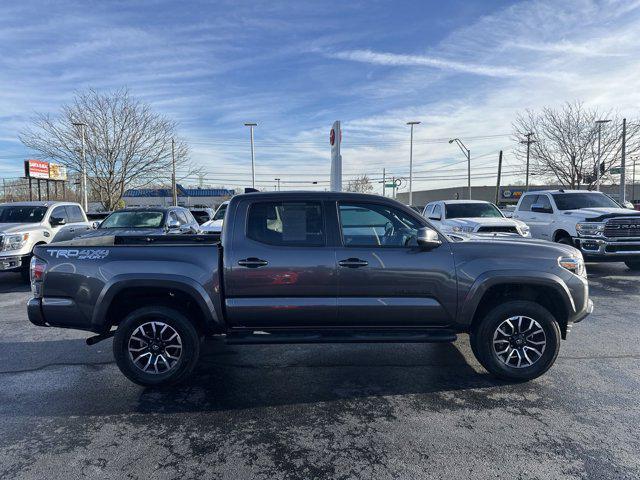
[396,184,639,207]
[122,184,234,208]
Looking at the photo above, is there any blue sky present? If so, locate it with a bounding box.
[1,0,640,191]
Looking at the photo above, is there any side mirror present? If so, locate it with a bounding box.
[417,227,441,249]
[531,204,552,214]
[92,221,101,229]
[50,217,66,227]
[167,219,180,230]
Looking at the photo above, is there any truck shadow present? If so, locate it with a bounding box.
[0,273,30,293]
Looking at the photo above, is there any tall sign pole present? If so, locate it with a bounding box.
[244,122,258,189]
[406,121,420,206]
[330,121,342,191]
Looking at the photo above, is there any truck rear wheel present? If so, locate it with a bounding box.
[113,306,200,387]
[470,301,561,381]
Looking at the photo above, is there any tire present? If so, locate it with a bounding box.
[470,300,561,381]
[113,306,200,387]
[625,261,640,271]
[556,235,573,246]
[19,257,31,284]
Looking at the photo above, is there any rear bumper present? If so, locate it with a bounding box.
[574,237,640,261]
[27,296,96,332]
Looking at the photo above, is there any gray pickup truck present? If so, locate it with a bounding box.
[27,192,592,386]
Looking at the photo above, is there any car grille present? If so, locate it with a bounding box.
[604,217,640,238]
[477,226,519,234]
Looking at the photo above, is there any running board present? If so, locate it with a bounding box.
[225,330,457,345]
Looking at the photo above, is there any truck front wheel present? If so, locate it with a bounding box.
[470,301,561,381]
[113,306,200,387]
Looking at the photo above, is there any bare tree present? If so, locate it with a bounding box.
[346,174,374,193]
[20,88,193,210]
[513,101,640,189]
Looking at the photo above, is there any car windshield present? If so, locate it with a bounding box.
[552,193,620,210]
[213,204,227,221]
[100,211,164,228]
[0,206,48,223]
[445,203,503,219]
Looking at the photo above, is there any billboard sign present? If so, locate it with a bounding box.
[24,159,50,179]
[501,188,526,201]
[49,163,68,181]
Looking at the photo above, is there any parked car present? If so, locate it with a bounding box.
[422,200,531,237]
[0,201,92,282]
[512,189,640,269]
[78,207,200,238]
[189,207,216,225]
[28,191,591,386]
[199,201,228,235]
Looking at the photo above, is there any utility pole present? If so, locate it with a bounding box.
[595,119,611,191]
[620,118,627,204]
[275,178,281,191]
[171,139,177,206]
[72,122,88,211]
[244,122,257,189]
[495,150,503,205]
[406,121,420,206]
[449,138,471,199]
[382,168,386,197]
[520,132,536,191]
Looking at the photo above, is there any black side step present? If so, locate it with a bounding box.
[226,330,457,345]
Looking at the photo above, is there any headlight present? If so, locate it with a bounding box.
[1,233,29,252]
[451,226,474,233]
[576,222,604,237]
[517,224,531,237]
[558,255,586,277]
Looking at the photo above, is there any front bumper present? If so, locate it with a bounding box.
[0,255,27,271]
[573,237,640,261]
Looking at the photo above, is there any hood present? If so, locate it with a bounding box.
[77,227,165,238]
[561,207,640,222]
[445,217,524,228]
[200,219,223,232]
[0,223,46,234]
[459,235,579,257]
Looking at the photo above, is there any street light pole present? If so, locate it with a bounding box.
[72,122,88,211]
[244,122,257,189]
[406,121,421,206]
[595,119,611,191]
[449,138,471,199]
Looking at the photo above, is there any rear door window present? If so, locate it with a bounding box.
[247,201,325,246]
[65,205,85,223]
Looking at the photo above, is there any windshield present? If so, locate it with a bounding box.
[0,206,47,223]
[213,204,227,221]
[100,211,164,229]
[552,193,620,210]
[445,203,503,219]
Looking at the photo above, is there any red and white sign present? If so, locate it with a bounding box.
[25,159,50,179]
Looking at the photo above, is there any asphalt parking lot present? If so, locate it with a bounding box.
[0,264,639,480]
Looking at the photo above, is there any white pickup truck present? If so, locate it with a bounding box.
[422,200,531,237]
[0,201,93,281]
[512,190,640,269]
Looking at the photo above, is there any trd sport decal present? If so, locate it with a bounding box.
[46,249,110,260]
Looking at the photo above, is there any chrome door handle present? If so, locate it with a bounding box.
[338,258,368,268]
[238,257,269,268]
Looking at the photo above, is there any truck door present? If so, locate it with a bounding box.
[335,201,457,327]
[65,205,92,239]
[48,206,72,242]
[224,199,337,328]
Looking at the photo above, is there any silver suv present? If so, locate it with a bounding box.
[0,201,92,281]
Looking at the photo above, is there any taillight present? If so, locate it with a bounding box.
[30,256,46,297]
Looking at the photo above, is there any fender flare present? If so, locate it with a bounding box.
[459,270,575,326]
[91,273,223,332]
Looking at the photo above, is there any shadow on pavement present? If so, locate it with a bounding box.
[0,337,510,417]
[0,273,30,293]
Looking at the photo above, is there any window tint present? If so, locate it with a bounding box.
[100,211,164,228]
[176,210,189,224]
[213,203,227,221]
[536,195,553,212]
[518,195,538,211]
[0,206,47,223]
[65,205,85,222]
[247,201,324,246]
[50,206,69,223]
[432,204,442,219]
[339,202,421,247]
[423,204,433,216]
[445,202,503,219]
